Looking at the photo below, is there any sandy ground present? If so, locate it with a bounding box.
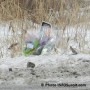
[0,54,90,90]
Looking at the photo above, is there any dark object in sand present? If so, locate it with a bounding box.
[9,68,13,72]
[27,62,35,68]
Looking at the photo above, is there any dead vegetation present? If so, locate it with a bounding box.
[0,0,89,23]
[0,0,89,57]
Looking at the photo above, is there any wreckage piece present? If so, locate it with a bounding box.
[24,22,56,55]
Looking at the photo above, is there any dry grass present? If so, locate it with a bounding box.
[0,0,89,57]
[0,0,89,23]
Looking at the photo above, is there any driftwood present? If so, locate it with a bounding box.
[70,46,78,55]
[8,43,18,50]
